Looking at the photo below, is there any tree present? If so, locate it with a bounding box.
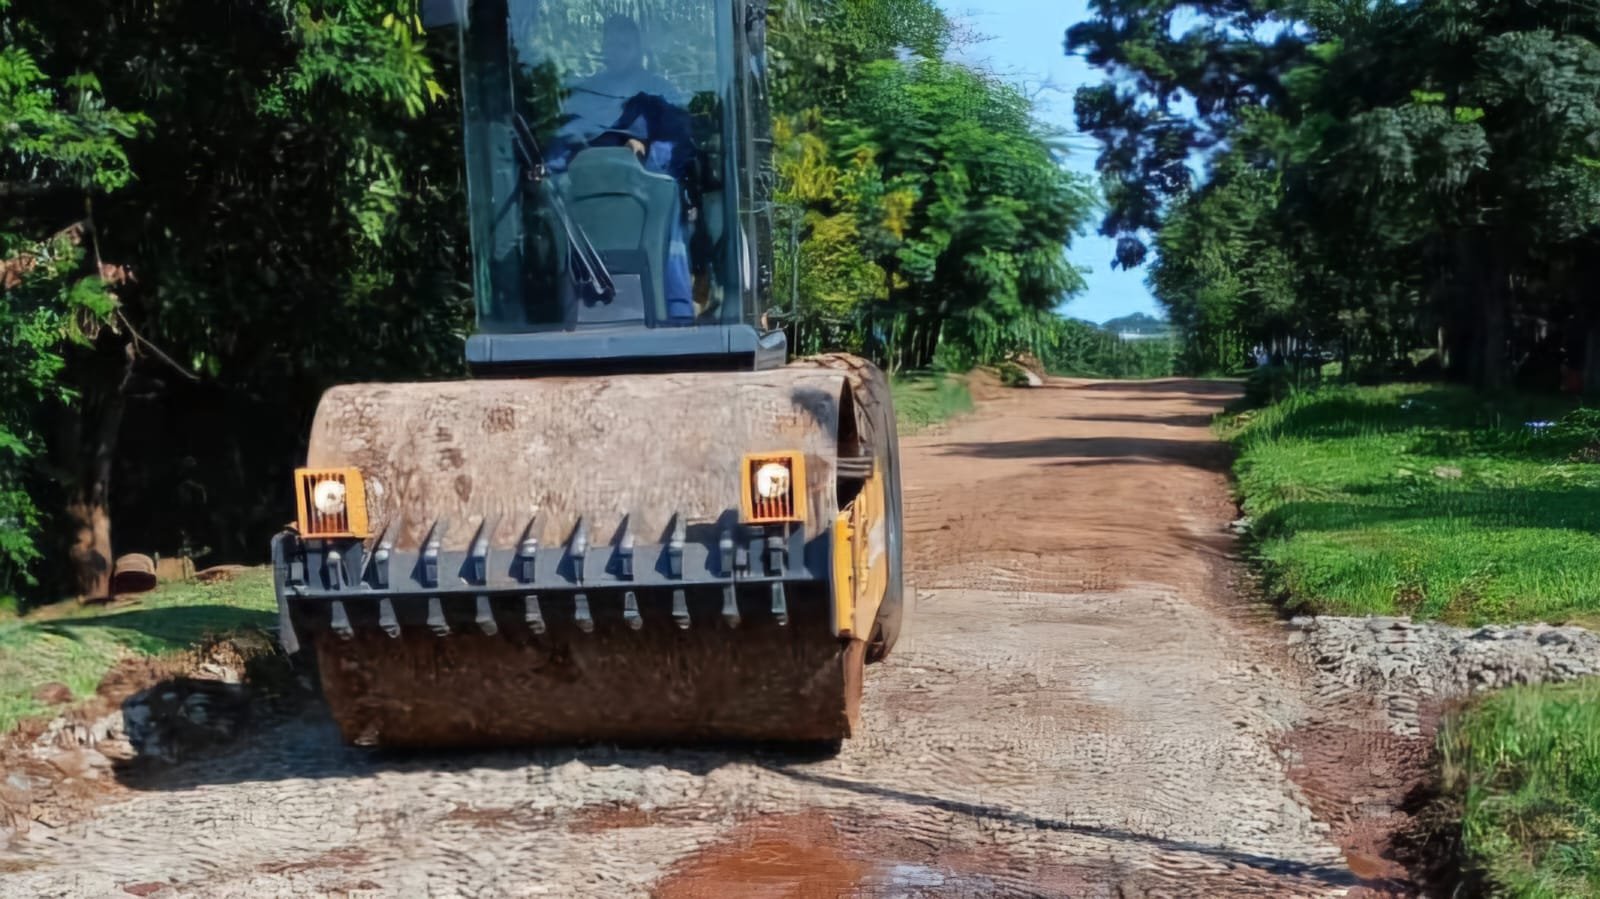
[2,0,467,600]
[771,0,1097,371]
[0,21,146,601]
[1072,0,1600,388]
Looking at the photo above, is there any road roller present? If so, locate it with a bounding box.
[269,0,904,748]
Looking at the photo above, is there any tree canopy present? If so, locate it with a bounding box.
[770,0,1097,373]
[1071,0,1600,385]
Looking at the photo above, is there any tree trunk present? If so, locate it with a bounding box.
[55,337,133,600]
[1443,236,1479,384]
[1477,258,1511,390]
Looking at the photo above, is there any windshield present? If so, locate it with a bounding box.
[459,0,747,333]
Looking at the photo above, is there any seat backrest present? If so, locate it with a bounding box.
[565,147,678,324]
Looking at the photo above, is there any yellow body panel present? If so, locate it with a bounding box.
[831,460,889,638]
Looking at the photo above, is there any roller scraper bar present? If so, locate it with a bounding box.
[271,512,823,654]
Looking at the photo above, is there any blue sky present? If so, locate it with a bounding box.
[939,1,1162,325]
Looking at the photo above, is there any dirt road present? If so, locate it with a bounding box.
[4,379,1388,897]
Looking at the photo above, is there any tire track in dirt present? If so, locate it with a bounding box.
[1,377,1380,898]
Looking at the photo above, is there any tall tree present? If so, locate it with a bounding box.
[2,0,467,600]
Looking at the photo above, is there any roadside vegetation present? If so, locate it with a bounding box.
[891,373,974,435]
[1223,384,1599,623]
[0,570,274,732]
[1223,382,1600,895]
[1442,678,1600,898]
[1221,381,1600,895]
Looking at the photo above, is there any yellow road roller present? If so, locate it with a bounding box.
[270,0,904,749]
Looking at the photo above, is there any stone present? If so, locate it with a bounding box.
[47,749,91,779]
[90,712,125,745]
[197,662,241,685]
[98,739,137,762]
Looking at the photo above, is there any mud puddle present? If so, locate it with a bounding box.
[653,810,1097,899]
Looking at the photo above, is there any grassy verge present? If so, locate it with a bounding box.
[892,371,974,434]
[1442,679,1600,897]
[1222,383,1598,623]
[0,569,275,732]
[1225,382,1600,896]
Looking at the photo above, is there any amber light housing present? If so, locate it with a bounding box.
[294,467,370,539]
[740,452,806,523]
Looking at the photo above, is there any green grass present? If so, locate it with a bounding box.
[1221,383,1600,623]
[1228,383,1600,894]
[0,569,275,732]
[1443,679,1600,898]
[892,371,974,434]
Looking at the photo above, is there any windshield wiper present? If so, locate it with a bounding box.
[511,113,615,299]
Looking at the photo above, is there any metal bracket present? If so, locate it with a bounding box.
[719,528,736,578]
[570,517,590,584]
[325,549,345,591]
[427,596,450,636]
[421,519,448,587]
[373,520,398,589]
[574,593,594,632]
[668,513,686,578]
[330,600,353,640]
[517,511,544,583]
[616,517,635,580]
[378,597,400,638]
[770,582,788,626]
[765,532,786,575]
[468,516,499,585]
[672,589,690,629]
[475,594,498,635]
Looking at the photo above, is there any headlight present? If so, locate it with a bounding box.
[312,478,347,516]
[754,462,791,499]
[740,452,806,524]
[294,467,369,538]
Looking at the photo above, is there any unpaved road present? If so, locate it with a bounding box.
[5,379,1395,898]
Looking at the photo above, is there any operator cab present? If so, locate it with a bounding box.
[428,0,783,373]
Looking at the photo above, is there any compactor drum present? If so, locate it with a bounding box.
[270,0,903,748]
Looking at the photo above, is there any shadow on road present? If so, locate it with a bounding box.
[934,436,1232,472]
[110,686,823,792]
[1058,412,1218,429]
[767,766,1362,890]
[1062,379,1243,399]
